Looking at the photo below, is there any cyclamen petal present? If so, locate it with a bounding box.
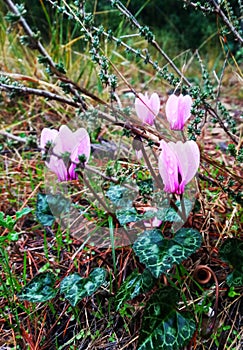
[57,125,74,153]
[150,93,160,115]
[158,140,200,194]
[171,141,200,193]
[48,156,68,182]
[69,129,91,179]
[40,126,91,181]
[40,128,58,153]
[135,92,160,125]
[165,94,193,130]
[158,141,179,194]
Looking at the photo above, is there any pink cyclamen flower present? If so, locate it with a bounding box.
[158,140,200,194]
[135,92,160,125]
[165,94,193,130]
[40,125,90,181]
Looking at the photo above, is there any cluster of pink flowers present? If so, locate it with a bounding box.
[135,92,200,195]
[40,91,200,197]
[41,125,90,181]
[135,91,193,130]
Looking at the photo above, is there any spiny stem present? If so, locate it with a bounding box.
[211,0,243,44]
[112,0,191,86]
[183,1,243,44]
[0,83,80,108]
[140,140,162,189]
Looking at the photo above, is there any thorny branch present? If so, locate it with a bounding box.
[210,0,243,44]
[183,0,243,44]
[2,0,242,192]
[0,82,81,108]
[4,0,106,109]
[111,0,191,86]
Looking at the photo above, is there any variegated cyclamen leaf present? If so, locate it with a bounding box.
[116,207,141,225]
[46,193,70,218]
[36,193,55,226]
[115,269,155,310]
[60,268,106,306]
[133,228,202,278]
[219,238,243,286]
[36,193,70,227]
[156,199,193,222]
[138,310,196,350]
[105,185,133,207]
[226,270,243,287]
[18,272,57,302]
[138,287,196,350]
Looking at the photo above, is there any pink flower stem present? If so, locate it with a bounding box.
[82,175,112,215]
[169,196,186,222]
[140,143,163,190]
[179,194,186,221]
[181,130,187,142]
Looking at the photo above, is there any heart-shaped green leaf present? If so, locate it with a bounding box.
[60,268,106,306]
[18,272,57,302]
[138,287,196,350]
[116,207,141,225]
[156,199,193,222]
[219,238,243,286]
[36,193,55,226]
[133,228,202,278]
[115,269,155,310]
[36,193,70,226]
[106,185,133,207]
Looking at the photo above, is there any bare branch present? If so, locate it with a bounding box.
[183,0,243,44]
[111,0,191,86]
[211,0,243,44]
[4,0,56,68]
[0,82,80,108]
[4,0,106,109]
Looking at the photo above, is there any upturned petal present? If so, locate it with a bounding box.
[40,128,67,180]
[150,92,160,117]
[168,141,200,193]
[165,94,193,130]
[69,128,91,179]
[158,140,179,194]
[135,92,160,125]
[178,94,192,124]
[158,140,200,194]
[54,125,75,155]
[48,156,68,182]
[40,128,58,153]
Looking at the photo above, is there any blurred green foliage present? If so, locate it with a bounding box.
[1,0,241,50]
[128,0,217,49]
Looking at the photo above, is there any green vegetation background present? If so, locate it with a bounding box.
[1,0,234,49]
